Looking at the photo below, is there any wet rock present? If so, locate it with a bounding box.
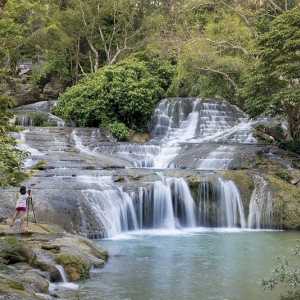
[55,253,90,281]
[41,244,60,252]
[266,175,300,230]
[22,270,49,294]
[0,237,35,265]
[42,78,64,100]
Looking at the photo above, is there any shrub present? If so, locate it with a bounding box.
[54,54,174,131]
[109,122,130,141]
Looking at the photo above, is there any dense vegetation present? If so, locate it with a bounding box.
[0,96,27,187]
[54,54,174,132]
[1,1,299,134]
[0,1,299,174]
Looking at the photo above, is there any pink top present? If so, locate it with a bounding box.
[16,194,27,209]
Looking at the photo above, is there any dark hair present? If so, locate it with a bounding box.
[20,186,26,195]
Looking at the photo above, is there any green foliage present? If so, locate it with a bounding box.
[0,96,27,187]
[242,7,300,140]
[168,12,254,103]
[109,122,130,141]
[262,242,300,300]
[55,54,174,131]
[279,141,300,155]
[274,170,292,182]
[28,112,49,127]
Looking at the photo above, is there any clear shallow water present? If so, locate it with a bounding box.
[77,230,299,300]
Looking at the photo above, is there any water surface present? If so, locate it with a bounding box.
[77,229,299,300]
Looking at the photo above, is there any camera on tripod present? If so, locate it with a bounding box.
[26,188,37,226]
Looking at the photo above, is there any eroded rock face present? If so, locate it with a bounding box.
[2,98,300,237]
[0,224,108,299]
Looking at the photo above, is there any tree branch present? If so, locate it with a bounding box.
[196,66,238,90]
[206,38,249,55]
[267,0,284,12]
[219,0,257,37]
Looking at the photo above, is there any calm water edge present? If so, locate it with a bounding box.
[70,229,300,300]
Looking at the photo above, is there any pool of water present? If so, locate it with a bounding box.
[71,229,300,300]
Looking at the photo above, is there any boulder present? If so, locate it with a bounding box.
[0,237,35,265]
[21,270,49,294]
[55,253,90,281]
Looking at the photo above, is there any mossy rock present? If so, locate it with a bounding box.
[221,171,254,202]
[55,253,91,281]
[266,175,300,230]
[0,274,39,300]
[0,237,35,265]
[80,238,109,261]
[0,275,25,291]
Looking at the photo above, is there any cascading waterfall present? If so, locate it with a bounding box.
[79,176,139,238]
[197,179,246,228]
[15,112,65,127]
[23,97,272,236]
[79,175,199,237]
[248,175,274,229]
[78,174,267,238]
[16,130,44,168]
[218,178,246,228]
[198,146,236,170]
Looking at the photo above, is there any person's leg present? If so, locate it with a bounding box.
[20,212,27,232]
[10,211,19,227]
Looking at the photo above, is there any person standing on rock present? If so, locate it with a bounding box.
[10,186,28,232]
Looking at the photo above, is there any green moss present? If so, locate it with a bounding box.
[0,237,35,265]
[31,160,47,171]
[55,253,90,280]
[266,175,300,230]
[80,239,109,261]
[0,274,25,292]
[222,171,254,200]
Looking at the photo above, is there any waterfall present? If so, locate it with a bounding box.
[68,98,256,169]
[15,112,65,127]
[197,179,246,228]
[153,107,199,168]
[17,130,44,168]
[218,178,246,228]
[78,173,260,238]
[248,175,273,229]
[79,175,199,238]
[79,176,139,238]
[152,180,176,229]
[49,265,79,291]
[198,146,236,170]
[55,265,68,282]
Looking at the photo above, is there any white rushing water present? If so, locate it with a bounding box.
[49,265,79,292]
[79,175,198,238]
[198,145,236,170]
[248,175,273,229]
[77,173,267,238]
[17,130,44,168]
[218,178,246,228]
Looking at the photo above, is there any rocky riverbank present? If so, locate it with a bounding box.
[0,223,108,300]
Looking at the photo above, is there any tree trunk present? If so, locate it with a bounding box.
[287,104,300,141]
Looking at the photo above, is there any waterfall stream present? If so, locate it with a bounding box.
[15,98,276,238]
[78,174,264,238]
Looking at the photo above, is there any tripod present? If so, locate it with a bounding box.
[26,196,37,226]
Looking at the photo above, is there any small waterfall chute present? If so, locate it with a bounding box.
[218,178,246,228]
[197,178,247,228]
[248,175,273,229]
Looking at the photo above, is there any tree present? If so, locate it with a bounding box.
[0,96,27,187]
[54,53,174,131]
[262,242,300,300]
[242,7,300,140]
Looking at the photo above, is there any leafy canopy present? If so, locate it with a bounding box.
[54,53,175,131]
[0,96,27,187]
